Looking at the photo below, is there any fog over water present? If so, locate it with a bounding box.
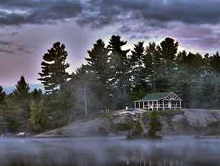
[0,136,220,166]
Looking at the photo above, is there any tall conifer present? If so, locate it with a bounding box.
[108,35,131,108]
[38,42,70,93]
[0,86,6,105]
[13,76,30,99]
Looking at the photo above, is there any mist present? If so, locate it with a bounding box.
[0,136,220,166]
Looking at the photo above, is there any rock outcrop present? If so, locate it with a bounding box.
[161,109,220,135]
[35,117,109,137]
[36,109,220,137]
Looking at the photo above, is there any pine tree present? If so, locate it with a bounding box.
[132,121,144,137]
[0,86,6,105]
[144,42,162,91]
[209,52,220,73]
[29,101,47,132]
[160,37,178,73]
[130,42,146,99]
[85,39,112,108]
[31,88,43,102]
[12,76,31,131]
[108,35,131,108]
[71,65,94,115]
[156,38,179,91]
[38,42,70,93]
[171,51,205,108]
[148,110,162,138]
[13,76,30,99]
[86,39,110,83]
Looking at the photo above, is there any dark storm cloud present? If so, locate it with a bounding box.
[76,0,220,53]
[0,0,219,28]
[77,0,220,28]
[0,0,83,26]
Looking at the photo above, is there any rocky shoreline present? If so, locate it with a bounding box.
[161,109,220,135]
[33,109,220,138]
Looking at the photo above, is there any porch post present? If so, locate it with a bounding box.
[163,100,165,110]
[142,102,144,109]
[180,100,182,109]
[138,102,140,108]
[156,100,158,110]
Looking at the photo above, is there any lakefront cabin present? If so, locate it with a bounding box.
[134,92,182,110]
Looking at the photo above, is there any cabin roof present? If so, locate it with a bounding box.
[134,92,178,102]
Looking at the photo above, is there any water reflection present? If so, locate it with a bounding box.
[0,136,219,166]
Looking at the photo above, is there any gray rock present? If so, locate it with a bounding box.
[36,109,220,137]
[162,109,220,135]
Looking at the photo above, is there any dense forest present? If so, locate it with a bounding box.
[1,35,220,133]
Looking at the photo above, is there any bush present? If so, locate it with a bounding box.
[111,123,133,132]
[148,110,163,138]
[127,121,144,139]
[132,121,144,136]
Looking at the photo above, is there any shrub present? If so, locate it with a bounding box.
[148,110,163,138]
[111,123,133,132]
[132,121,144,136]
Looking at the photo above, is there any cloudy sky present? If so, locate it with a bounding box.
[1,0,220,86]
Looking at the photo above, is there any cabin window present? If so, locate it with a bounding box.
[135,102,139,108]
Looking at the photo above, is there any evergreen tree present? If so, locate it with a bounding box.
[160,37,178,73]
[171,52,204,108]
[209,52,220,73]
[12,76,31,131]
[71,65,96,115]
[38,42,70,93]
[0,86,6,105]
[132,121,144,137]
[199,72,220,109]
[29,101,47,132]
[130,42,146,99]
[145,42,162,91]
[198,76,215,108]
[86,39,110,84]
[148,110,162,138]
[13,76,30,99]
[31,88,43,102]
[130,42,146,90]
[156,37,179,91]
[108,35,131,108]
[85,39,111,107]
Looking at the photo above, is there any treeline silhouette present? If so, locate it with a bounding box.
[0,35,220,133]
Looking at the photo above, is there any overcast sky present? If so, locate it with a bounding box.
[1,0,220,86]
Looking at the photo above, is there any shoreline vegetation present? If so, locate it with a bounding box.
[1,35,220,136]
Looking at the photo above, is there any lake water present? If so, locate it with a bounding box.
[0,136,220,166]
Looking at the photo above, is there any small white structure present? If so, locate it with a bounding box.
[134,92,182,110]
[17,132,26,137]
[112,108,147,121]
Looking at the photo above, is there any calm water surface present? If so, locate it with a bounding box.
[0,136,219,166]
